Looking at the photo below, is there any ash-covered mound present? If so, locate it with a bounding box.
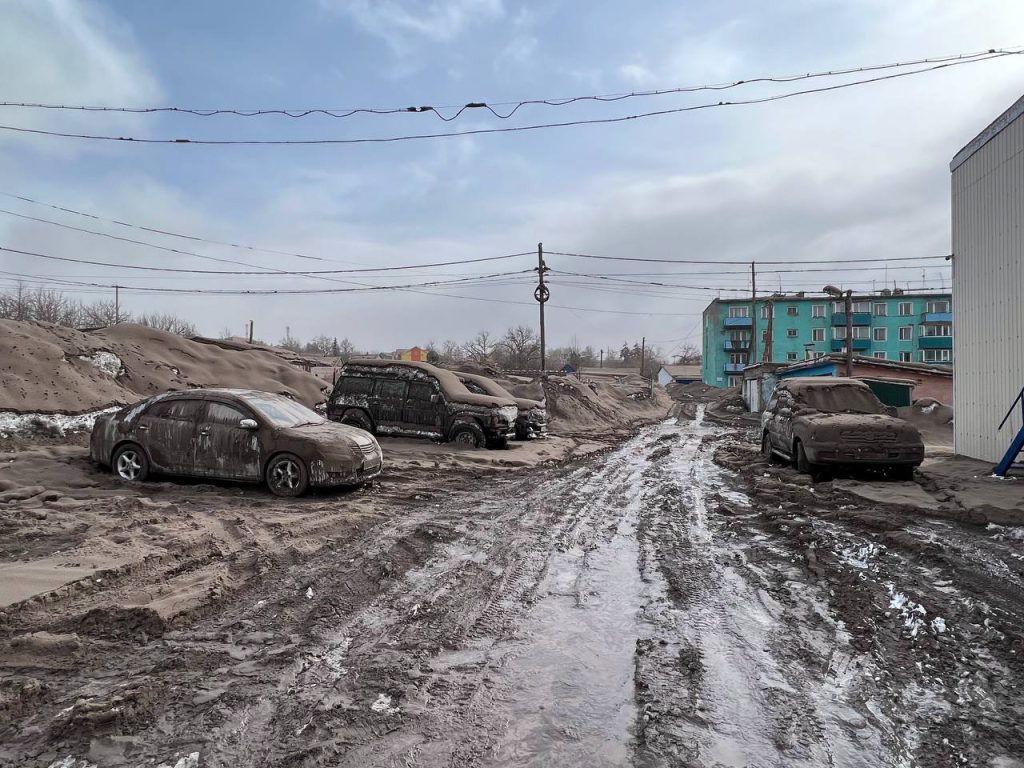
[0,320,328,414]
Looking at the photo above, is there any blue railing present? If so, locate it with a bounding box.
[995,386,1024,477]
[724,317,752,328]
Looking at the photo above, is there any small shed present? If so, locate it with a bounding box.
[742,362,786,412]
[657,364,702,387]
[858,377,916,408]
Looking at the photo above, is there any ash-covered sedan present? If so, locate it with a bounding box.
[90,389,382,496]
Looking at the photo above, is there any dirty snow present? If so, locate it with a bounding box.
[840,542,881,570]
[157,754,200,768]
[0,407,119,438]
[77,351,123,378]
[888,585,928,637]
[370,693,401,714]
[305,586,314,599]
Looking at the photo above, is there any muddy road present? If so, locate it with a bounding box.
[4,413,1024,767]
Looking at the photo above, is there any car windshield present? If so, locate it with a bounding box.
[795,385,884,415]
[241,394,325,427]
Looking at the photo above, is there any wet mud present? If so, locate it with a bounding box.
[3,415,1024,767]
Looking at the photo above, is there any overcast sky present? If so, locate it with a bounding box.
[1,0,1021,358]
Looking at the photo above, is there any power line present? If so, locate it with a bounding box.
[1,48,1013,120]
[2,53,1018,146]
[547,250,951,266]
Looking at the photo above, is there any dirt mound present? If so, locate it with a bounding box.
[540,375,668,434]
[0,320,329,414]
[899,398,954,448]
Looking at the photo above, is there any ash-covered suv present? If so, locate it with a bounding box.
[454,371,547,440]
[327,359,518,449]
[761,377,924,481]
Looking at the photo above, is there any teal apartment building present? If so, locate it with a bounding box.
[702,290,953,387]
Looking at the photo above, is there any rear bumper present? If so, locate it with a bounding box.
[805,444,924,466]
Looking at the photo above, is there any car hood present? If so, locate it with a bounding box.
[798,413,923,442]
[514,398,544,411]
[279,420,379,448]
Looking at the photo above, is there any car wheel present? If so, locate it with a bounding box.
[795,440,814,475]
[450,423,485,449]
[266,453,309,497]
[341,410,374,433]
[112,443,149,483]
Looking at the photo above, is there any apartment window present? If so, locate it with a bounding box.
[927,300,950,313]
[812,328,825,342]
[923,349,952,363]
[873,303,888,317]
[852,301,871,313]
[899,326,913,341]
[831,301,844,314]
[923,324,952,337]
[873,352,887,360]
[787,352,798,361]
[873,327,887,342]
[729,353,748,364]
[728,305,749,318]
[834,326,847,340]
[811,351,827,360]
[786,305,799,316]
[787,329,798,338]
[811,304,825,318]
[899,302,913,316]
[899,351,912,362]
[760,304,774,319]
[727,375,742,387]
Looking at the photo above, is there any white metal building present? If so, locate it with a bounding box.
[950,93,1024,463]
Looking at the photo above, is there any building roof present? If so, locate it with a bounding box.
[659,364,701,377]
[705,289,952,308]
[951,92,1024,172]
[780,353,952,378]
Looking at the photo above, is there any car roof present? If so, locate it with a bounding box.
[145,388,295,403]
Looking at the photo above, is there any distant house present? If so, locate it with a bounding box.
[393,346,425,362]
[656,365,702,387]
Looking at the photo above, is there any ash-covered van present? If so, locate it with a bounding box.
[327,359,517,449]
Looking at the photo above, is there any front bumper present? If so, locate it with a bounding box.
[805,443,924,466]
[515,415,548,439]
[309,450,383,487]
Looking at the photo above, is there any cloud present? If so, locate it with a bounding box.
[618,63,656,87]
[0,0,161,152]
[321,0,504,53]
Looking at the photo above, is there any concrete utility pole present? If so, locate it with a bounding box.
[844,290,854,377]
[114,285,120,325]
[535,243,549,372]
[749,263,757,366]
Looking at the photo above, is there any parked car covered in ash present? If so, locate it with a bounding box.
[760,377,924,481]
[91,389,382,497]
[327,359,517,449]
[454,371,547,440]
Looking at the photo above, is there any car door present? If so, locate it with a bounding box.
[373,378,408,433]
[136,398,203,473]
[775,391,797,454]
[193,400,263,480]
[763,392,780,449]
[402,378,444,435]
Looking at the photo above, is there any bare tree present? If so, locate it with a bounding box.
[336,338,356,362]
[137,313,197,337]
[81,300,127,327]
[304,335,334,356]
[278,332,303,353]
[463,330,496,363]
[438,339,463,365]
[673,344,702,365]
[499,325,540,369]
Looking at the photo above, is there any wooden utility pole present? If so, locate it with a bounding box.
[248,320,254,344]
[749,263,757,366]
[763,299,774,362]
[640,336,646,379]
[844,290,854,376]
[599,349,604,368]
[535,243,549,372]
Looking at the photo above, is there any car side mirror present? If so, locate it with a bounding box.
[239,418,259,430]
[430,394,441,404]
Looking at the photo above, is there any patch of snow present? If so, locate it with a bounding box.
[887,584,927,637]
[305,586,314,599]
[77,351,123,378]
[0,407,119,438]
[47,759,96,768]
[324,637,352,676]
[371,693,401,714]
[156,754,200,768]
[921,403,937,414]
[987,523,1024,541]
[840,542,879,570]
[931,617,947,634]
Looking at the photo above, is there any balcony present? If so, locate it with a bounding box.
[830,339,871,352]
[921,311,953,324]
[724,363,748,373]
[919,336,952,350]
[723,339,750,351]
[831,312,872,326]
[724,316,752,328]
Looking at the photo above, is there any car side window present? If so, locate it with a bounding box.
[146,399,203,422]
[376,380,407,400]
[407,381,434,402]
[766,394,779,412]
[205,402,248,426]
[340,377,374,396]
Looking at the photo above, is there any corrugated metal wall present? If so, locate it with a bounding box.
[951,107,1024,463]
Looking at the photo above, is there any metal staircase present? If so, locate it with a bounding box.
[995,386,1024,477]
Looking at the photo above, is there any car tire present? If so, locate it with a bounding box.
[486,436,509,450]
[266,453,309,497]
[112,443,149,483]
[795,440,814,475]
[450,422,485,449]
[341,410,374,434]
[891,465,916,482]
